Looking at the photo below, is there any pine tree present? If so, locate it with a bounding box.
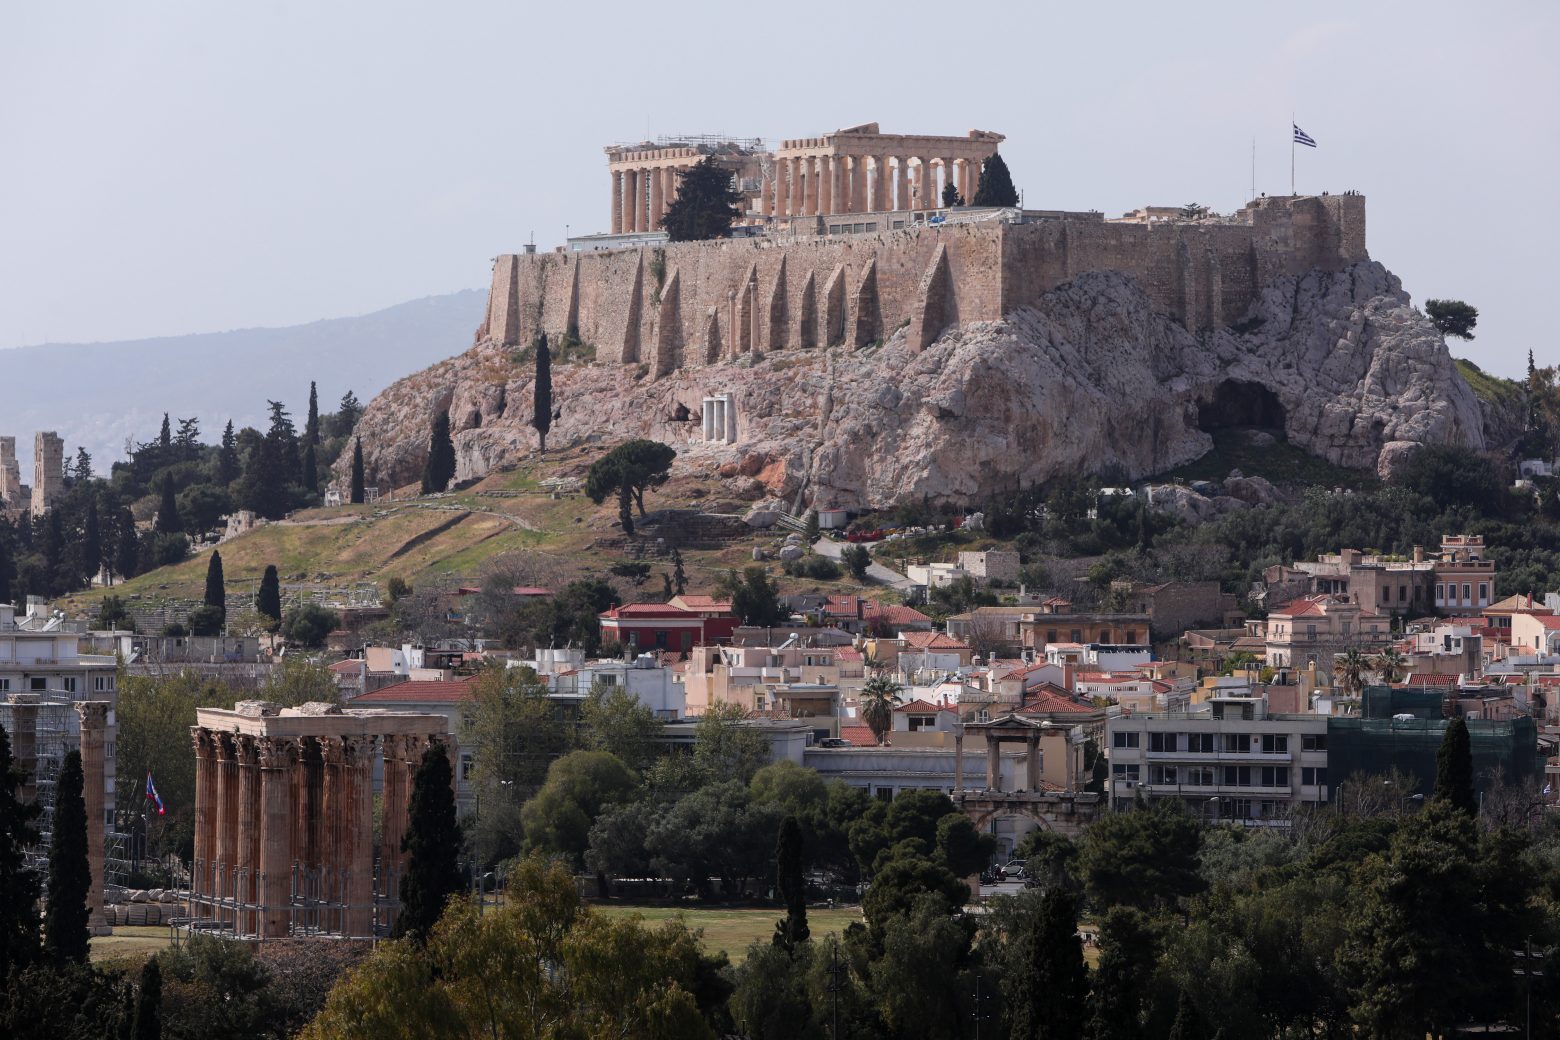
[115,510,139,582]
[217,420,239,485]
[132,956,162,1040]
[43,750,90,963]
[396,742,464,941]
[421,411,455,494]
[71,448,93,484]
[972,152,1019,207]
[255,565,282,630]
[306,381,320,446]
[1086,907,1158,1040]
[1434,716,1476,814]
[302,442,318,495]
[771,815,809,949]
[0,537,11,604]
[203,551,226,625]
[533,333,553,454]
[350,439,366,504]
[661,156,744,241]
[155,473,181,534]
[671,549,686,596]
[81,498,101,583]
[0,722,43,977]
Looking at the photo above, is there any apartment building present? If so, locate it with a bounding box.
[1105,695,1330,824]
[1265,595,1392,673]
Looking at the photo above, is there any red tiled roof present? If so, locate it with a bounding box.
[604,603,699,618]
[839,725,879,745]
[1272,596,1332,618]
[348,675,481,704]
[1401,673,1458,687]
[835,649,863,661]
[671,595,733,612]
[902,631,969,650]
[329,659,363,674]
[866,603,933,625]
[1018,687,1096,715]
[1536,616,1560,630]
[895,699,946,714]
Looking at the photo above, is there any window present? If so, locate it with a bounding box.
[1185,766,1216,787]
[1149,765,1178,785]
[1301,767,1328,786]
[1261,734,1289,754]
[1463,583,1471,604]
[1070,629,1082,643]
[1306,625,1317,640]
[62,677,77,693]
[908,714,936,732]
[1187,733,1214,754]
[94,675,113,691]
[1222,734,1248,753]
[1478,582,1489,603]
[1112,731,1139,749]
[1260,766,1289,787]
[461,757,474,781]
[1149,732,1174,753]
[1046,629,1058,643]
[1436,583,1445,602]
[1111,764,1140,781]
[1125,630,1137,644]
[0,679,8,691]
[1223,765,1252,786]
[875,787,894,802]
[29,678,45,691]
[1302,733,1327,751]
[1399,585,1408,602]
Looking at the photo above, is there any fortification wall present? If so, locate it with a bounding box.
[478,194,1366,371]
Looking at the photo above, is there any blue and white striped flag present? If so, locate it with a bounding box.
[1293,124,1317,148]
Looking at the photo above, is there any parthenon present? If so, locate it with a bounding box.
[606,123,1005,234]
[189,701,454,940]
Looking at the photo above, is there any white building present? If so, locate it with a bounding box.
[1105,694,1330,824]
[524,648,684,719]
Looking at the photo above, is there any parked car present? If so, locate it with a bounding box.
[1001,859,1027,878]
[818,737,855,748]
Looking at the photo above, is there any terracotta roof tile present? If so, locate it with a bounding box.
[348,675,482,704]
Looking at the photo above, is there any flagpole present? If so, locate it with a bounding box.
[1290,113,1295,195]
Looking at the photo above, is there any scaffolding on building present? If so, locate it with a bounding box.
[0,693,130,886]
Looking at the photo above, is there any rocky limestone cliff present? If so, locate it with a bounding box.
[340,261,1484,510]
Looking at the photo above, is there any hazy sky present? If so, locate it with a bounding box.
[3,1,1555,377]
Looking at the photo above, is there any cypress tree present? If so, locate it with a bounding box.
[771,815,809,949]
[532,333,553,454]
[421,411,456,494]
[43,750,90,963]
[0,536,11,604]
[305,380,320,446]
[941,180,963,208]
[972,152,1019,207]
[255,565,282,630]
[115,511,139,582]
[396,742,464,941]
[218,420,240,485]
[1434,716,1477,814]
[661,156,744,241]
[350,439,366,504]
[1003,890,1088,1039]
[671,549,686,596]
[132,956,162,1040]
[302,442,318,495]
[202,551,225,624]
[158,414,171,453]
[81,498,101,583]
[155,474,181,534]
[0,722,43,977]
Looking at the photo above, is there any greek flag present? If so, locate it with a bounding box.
[1293,124,1317,148]
[145,771,166,815]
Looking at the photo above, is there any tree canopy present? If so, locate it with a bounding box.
[1425,298,1478,340]
[661,157,744,242]
[971,152,1019,207]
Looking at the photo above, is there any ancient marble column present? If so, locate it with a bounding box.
[1025,733,1041,792]
[873,156,889,212]
[625,169,641,234]
[986,739,1001,793]
[318,736,345,932]
[850,157,867,213]
[379,735,410,907]
[190,728,216,913]
[235,734,260,935]
[611,170,623,233]
[788,158,803,217]
[918,158,932,211]
[775,159,789,217]
[9,695,38,805]
[894,157,907,212]
[663,167,678,214]
[943,158,958,203]
[968,157,982,204]
[343,735,376,937]
[213,733,237,923]
[649,167,664,231]
[257,736,295,938]
[75,702,111,935]
[819,155,833,214]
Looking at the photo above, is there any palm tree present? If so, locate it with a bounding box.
[859,675,902,747]
[1373,646,1407,685]
[1333,647,1369,698]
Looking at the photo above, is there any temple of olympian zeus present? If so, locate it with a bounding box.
[606,122,1005,234]
[188,701,453,940]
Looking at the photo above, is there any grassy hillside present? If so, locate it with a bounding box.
[1157,429,1377,490]
[1455,357,1524,407]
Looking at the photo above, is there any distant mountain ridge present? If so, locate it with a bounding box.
[0,290,485,482]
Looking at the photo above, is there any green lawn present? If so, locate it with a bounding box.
[593,905,863,963]
[91,924,173,965]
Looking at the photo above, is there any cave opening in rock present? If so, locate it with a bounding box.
[1197,380,1286,433]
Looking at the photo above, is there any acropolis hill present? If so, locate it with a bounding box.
[344,124,1483,509]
